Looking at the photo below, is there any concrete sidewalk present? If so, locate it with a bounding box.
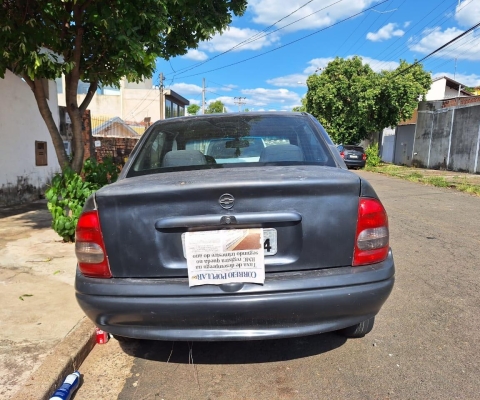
[0,200,92,399]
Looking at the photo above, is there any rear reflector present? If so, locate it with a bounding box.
[75,210,112,278]
[353,198,389,266]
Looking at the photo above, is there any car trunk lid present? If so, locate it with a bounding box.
[95,166,360,278]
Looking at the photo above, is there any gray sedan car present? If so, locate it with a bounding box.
[75,112,394,341]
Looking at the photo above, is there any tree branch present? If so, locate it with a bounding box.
[21,72,35,91]
[79,80,98,115]
[29,77,70,170]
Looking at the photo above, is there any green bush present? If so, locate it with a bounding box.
[46,158,120,242]
[365,143,381,167]
[83,157,119,189]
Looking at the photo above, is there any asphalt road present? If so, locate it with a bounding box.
[75,171,480,400]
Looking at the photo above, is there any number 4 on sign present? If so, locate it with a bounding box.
[264,238,272,252]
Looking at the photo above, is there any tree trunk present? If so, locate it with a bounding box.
[65,69,85,174]
[25,75,70,171]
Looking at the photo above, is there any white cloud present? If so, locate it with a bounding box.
[303,57,335,74]
[455,0,480,28]
[366,23,405,42]
[432,72,480,88]
[182,49,208,61]
[168,83,203,96]
[267,73,309,87]
[212,84,237,92]
[188,99,201,106]
[268,55,399,90]
[248,0,377,32]
[357,56,399,72]
[240,88,301,108]
[199,26,280,53]
[409,27,480,60]
[304,56,398,74]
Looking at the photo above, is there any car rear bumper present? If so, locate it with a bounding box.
[344,159,366,168]
[75,252,395,341]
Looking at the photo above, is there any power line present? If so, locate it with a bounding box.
[168,0,320,78]
[423,33,479,71]
[123,87,157,120]
[373,0,453,69]
[171,0,389,80]
[233,0,345,49]
[342,0,394,57]
[391,19,480,78]
[206,89,224,97]
[376,0,472,71]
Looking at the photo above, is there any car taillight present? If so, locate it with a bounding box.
[340,151,345,158]
[353,198,389,266]
[362,153,367,160]
[75,210,112,278]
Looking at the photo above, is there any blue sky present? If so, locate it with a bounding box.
[155,0,480,112]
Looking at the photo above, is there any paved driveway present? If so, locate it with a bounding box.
[0,201,82,400]
[75,171,480,399]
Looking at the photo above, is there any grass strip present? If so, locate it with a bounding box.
[365,164,480,196]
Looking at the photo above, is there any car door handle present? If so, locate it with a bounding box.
[155,212,302,229]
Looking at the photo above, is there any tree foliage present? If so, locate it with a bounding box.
[305,56,432,144]
[187,104,200,115]
[292,97,306,112]
[206,100,225,114]
[0,0,247,172]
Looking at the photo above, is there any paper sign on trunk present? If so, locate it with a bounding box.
[185,229,265,287]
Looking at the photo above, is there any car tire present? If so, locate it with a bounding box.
[337,317,375,338]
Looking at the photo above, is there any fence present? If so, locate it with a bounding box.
[412,99,480,173]
[88,115,148,166]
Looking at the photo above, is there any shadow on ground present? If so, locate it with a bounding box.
[0,200,51,230]
[119,333,346,365]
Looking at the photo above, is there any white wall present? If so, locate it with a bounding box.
[58,78,161,122]
[426,79,447,101]
[444,86,460,98]
[380,127,396,163]
[0,70,60,199]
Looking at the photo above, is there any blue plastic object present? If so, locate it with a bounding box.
[49,371,80,400]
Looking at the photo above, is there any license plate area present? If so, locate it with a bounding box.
[182,228,277,257]
[182,228,277,286]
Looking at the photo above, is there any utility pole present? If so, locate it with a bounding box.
[234,97,247,112]
[159,72,165,120]
[202,78,206,114]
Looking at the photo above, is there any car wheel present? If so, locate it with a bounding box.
[337,317,375,338]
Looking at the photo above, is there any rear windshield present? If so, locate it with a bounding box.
[127,114,336,177]
[344,145,364,152]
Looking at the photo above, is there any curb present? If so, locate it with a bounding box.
[11,317,96,400]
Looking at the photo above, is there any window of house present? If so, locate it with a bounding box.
[165,99,172,119]
[35,141,48,166]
